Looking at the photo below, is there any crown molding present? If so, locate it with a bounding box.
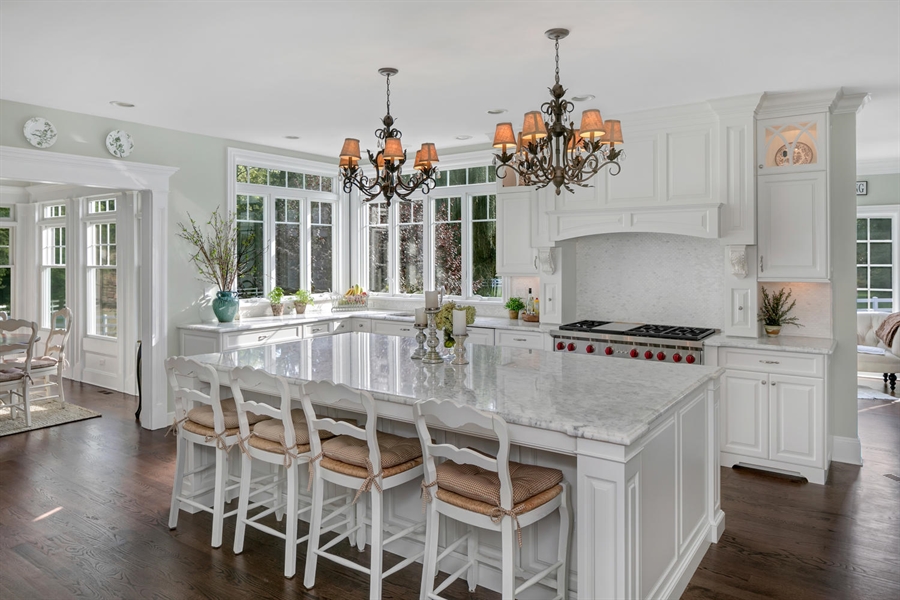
[708,93,765,119]
[857,158,900,176]
[756,88,842,118]
[832,90,871,115]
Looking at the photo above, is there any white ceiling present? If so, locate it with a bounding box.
[1,1,898,164]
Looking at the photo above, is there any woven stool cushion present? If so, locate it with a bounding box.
[0,369,25,383]
[182,420,239,439]
[252,409,335,446]
[5,355,58,369]
[322,432,423,470]
[248,435,310,456]
[435,461,563,506]
[187,398,270,429]
[321,456,423,479]
[435,484,563,516]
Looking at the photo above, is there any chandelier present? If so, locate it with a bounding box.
[492,29,624,195]
[339,68,439,207]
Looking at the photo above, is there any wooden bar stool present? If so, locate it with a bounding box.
[414,398,571,600]
[301,380,426,600]
[165,357,268,548]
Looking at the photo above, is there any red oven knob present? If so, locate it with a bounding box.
[556,341,565,351]
[567,343,576,352]
[686,354,696,364]
[630,348,639,358]
[644,350,653,359]
[673,353,682,363]
[604,346,614,355]
[586,344,595,354]
[656,352,666,361]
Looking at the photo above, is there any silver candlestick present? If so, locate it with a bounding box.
[451,333,469,365]
[422,308,444,364]
[411,323,427,360]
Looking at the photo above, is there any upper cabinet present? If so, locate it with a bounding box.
[757,113,828,175]
[495,188,538,276]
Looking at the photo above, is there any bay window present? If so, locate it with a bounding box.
[40,203,67,328]
[87,217,117,338]
[857,205,900,312]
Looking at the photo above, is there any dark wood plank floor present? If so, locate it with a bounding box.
[1,379,897,599]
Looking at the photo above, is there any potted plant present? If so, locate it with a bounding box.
[268,286,285,316]
[758,287,802,336]
[176,208,260,323]
[293,289,314,314]
[505,297,525,320]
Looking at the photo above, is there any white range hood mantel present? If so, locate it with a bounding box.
[547,202,722,241]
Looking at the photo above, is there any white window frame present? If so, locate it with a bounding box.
[857,204,900,313]
[356,150,503,303]
[83,196,118,338]
[39,202,68,328]
[0,218,13,315]
[227,148,342,300]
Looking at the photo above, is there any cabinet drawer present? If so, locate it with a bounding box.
[466,327,495,346]
[303,322,333,338]
[718,348,823,377]
[371,320,417,337]
[495,329,544,350]
[351,318,372,333]
[224,326,300,349]
[332,319,350,334]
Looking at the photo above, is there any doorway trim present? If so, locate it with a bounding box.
[0,146,178,431]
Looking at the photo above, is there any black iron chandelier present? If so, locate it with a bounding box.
[492,28,624,195]
[339,68,439,207]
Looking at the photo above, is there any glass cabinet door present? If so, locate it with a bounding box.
[757,113,827,174]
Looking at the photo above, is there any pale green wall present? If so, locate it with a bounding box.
[0,99,336,376]
[857,173,900,207]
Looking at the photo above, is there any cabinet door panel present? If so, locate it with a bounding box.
[721,370,768,458]
[757,114,827,175]
[769,374,823,468]
[496,191,538,275]
[758,172,828,280]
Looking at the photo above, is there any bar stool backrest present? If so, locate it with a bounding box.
[230,366,296,445]
[44,307,73,360]
[0,319,38,377]
[165,357,224,432]
[300,380,382,469]
[413,398,514,510]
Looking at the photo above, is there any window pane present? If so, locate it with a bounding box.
[870,242,891,265]
[305,174,321,191]
[0,267,10,312]
[871,267,892,289]
[288,171,304,188]
[434,221,461,295]
[369,203,389,226]
[857,266,867,288]
[269,169,286,187]
[249,167,267,185]
[95,269,117,338]
[0,207,10,218]
[857,242,867,265]
[248,196,265,221]
[319,202,332,224]
[434,171,447,187]
[472,221,499,297]
[50,267,66,314]
[870,218,891,240]
[237,195,248,218]
[238,221,264,298]
[275,223,301,294]
[0,248,7,265]
[857,218,867,241]
[467,166,486,184]
[487,168,497,183]
[472,195,488,220]
[321,177,333,193]
[0,228,8,247]
[236,164,248,183]
[398,200,424,294]
[449,168,467,186]
[287,199,301,223]
[311,225,333,293]
[368,226,389,293]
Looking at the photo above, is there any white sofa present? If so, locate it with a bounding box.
[857,311,900,391]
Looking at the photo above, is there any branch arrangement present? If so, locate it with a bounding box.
[176,208,260,292]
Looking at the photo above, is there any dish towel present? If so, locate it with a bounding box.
[875,312,900,347]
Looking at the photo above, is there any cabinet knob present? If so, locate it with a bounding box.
[761,380,767,385]
[759,256,764,273]
[534,256,539,270]
[759,164,763,169]
[738,306,743,311]
[771,382,776,386]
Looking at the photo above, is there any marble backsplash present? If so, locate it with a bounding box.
[759,282,832,339]
[575,233,725,329]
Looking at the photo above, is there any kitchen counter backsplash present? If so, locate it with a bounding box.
[576,232,724,329]
[757,282,832,339]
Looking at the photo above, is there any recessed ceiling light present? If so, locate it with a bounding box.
[455,135,472,140]
[487,108,507,115]
[284,135,300,140]
[571,94,595,102]
[109,101,135,108]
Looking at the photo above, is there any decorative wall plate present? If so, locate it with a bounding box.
[23,117,58,148]
[106,130,134,158]
[775,142,814,166]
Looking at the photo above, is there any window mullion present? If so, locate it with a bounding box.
[462,190,473,300]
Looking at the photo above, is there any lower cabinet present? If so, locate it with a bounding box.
[718,348,828,483]
[371,320,417,337]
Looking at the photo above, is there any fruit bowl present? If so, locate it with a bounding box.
[332,287,369,312]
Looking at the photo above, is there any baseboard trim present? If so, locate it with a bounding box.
[832,435,862,466]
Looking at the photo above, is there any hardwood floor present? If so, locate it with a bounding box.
[1,379,897,599]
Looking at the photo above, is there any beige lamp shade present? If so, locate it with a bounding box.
[492,122,517,150]
[413,149,425,170]
[604,120,623,145]
[339,155,358,169]
[516,131,525,153]
[383,137,404,161]
[421,142,439,163]
[521,111,548,142]
[567,129,584,151]
[579,109,606,141]
[375,153,385,168]
[340,138,361,160]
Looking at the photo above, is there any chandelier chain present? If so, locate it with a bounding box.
[554,38,560,86]
[385,73,391,116]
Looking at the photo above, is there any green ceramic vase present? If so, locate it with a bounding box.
[212,290,239,323]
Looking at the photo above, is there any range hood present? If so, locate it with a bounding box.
[547,202,722,241]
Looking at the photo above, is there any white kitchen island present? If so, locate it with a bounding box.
[188,332,724,599]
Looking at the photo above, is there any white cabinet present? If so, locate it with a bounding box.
[495,329,545,350]
[466,327,495,346]
[371,320,417,338]
[223,326,301,350]
[351,318,372,333]
[496,189,538,275]
[757,113,827,175]
[303,322,333,338]
[757,171,828,281]
[717,347,828,484]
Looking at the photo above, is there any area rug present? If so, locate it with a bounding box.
[0,402,101,437]
[858,385,897,401]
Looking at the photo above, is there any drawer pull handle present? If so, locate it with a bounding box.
[513,338,526,342]
[258,335,267,341]
[400,327,411,332]
[311,328,323,333]
[761,380,767,385]
[759,360,780,364]
[771,382,776,386]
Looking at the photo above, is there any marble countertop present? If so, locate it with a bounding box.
[189,332,722,446]
[704,333,836,355]
[178,311,554,334]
